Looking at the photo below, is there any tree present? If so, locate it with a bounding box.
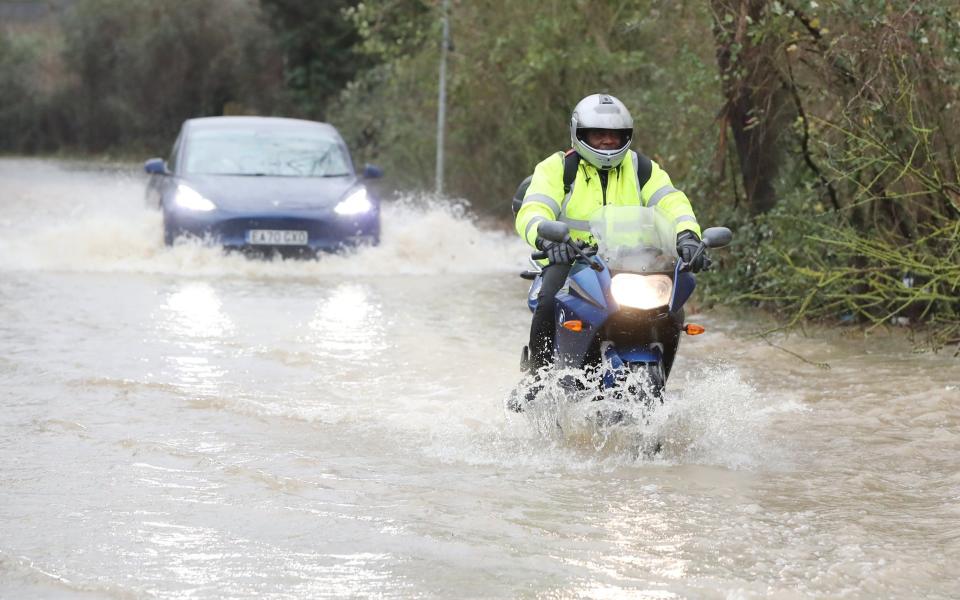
[711,0,792,215]
[59,0,282,151]
[259,0,372,120]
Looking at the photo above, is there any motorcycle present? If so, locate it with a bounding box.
[511,205,732,416]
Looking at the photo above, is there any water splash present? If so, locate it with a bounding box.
[0,161,528,277]
[502,363,793,471]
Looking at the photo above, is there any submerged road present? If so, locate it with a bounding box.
[1,159,958,599]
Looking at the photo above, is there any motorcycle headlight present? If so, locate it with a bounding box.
[335,188,373,215]
[610,273,673,309]
[173,184,216,212]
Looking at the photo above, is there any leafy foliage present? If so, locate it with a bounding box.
[260,0,372,120]
[0,22,65,152]
[699,0,960,348]
[1,0,284,153]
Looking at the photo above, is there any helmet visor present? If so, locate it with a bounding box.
[577,128,632,152]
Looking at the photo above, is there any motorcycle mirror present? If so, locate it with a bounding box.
[362,163,384,179]
[144,157,168,175]
[537,220,570,243]
[702,227,732,249]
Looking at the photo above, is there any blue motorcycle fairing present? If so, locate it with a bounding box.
[601,344,663,388]
[526,257,611,314]
[527,272,543,312]
[619,346,662,363]
[554,292,608,368]
[569,260,611,309]
[553,258,614,368]
[669,261,696,313]
[524,254,697,379]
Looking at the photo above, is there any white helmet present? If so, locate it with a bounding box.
[570,93,633,170]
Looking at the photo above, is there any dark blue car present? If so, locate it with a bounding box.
[144,116,382,254]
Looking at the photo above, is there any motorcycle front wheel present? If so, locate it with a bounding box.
[628,361,665,406]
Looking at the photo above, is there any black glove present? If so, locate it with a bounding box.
[676,231,708,273]
[539,239,575,265]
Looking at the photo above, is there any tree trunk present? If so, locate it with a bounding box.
[712,0,790,215]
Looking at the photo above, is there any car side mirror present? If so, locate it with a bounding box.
[144,158,168,175]
[362,164,383,179]
[537,220,570,243]
[702,227,732,249]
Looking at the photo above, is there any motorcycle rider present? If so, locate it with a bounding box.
[516,93,707,377]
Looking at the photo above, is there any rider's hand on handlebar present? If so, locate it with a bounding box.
[537,238,575,266]
[701,253,713,272]
[677,231,708,273]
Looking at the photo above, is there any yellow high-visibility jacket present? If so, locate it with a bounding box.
[515,150,700,248]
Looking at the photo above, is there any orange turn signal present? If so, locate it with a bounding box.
[684,324,705,335]
[562,320,583,332]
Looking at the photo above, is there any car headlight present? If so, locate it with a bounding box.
[610,273,673,309]
[335,188,373,215]
[173,184,216,211]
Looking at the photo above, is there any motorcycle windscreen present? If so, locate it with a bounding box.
[588,205,678,273]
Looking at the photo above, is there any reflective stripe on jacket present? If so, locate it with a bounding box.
[515,150,700,248]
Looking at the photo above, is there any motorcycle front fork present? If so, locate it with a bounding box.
[600,342,665,402]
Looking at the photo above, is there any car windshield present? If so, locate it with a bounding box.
[183,127,352,177]
[588,205,678,273]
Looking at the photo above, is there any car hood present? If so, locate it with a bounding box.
[181,174,360,211]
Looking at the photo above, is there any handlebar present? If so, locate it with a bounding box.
[530,240,602,271]
[531,249,597,261]
[678,241,713,273]
[533,241,713,273]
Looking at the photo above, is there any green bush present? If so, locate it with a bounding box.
[59,0,284,152]
[0,25,64,152]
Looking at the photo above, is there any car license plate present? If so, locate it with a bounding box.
[245,229,308,245]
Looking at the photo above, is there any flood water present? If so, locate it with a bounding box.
[1,159,958,599]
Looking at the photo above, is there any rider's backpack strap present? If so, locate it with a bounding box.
[511,175,533,217]
[634,151,652,191]
[562,149,580,194]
